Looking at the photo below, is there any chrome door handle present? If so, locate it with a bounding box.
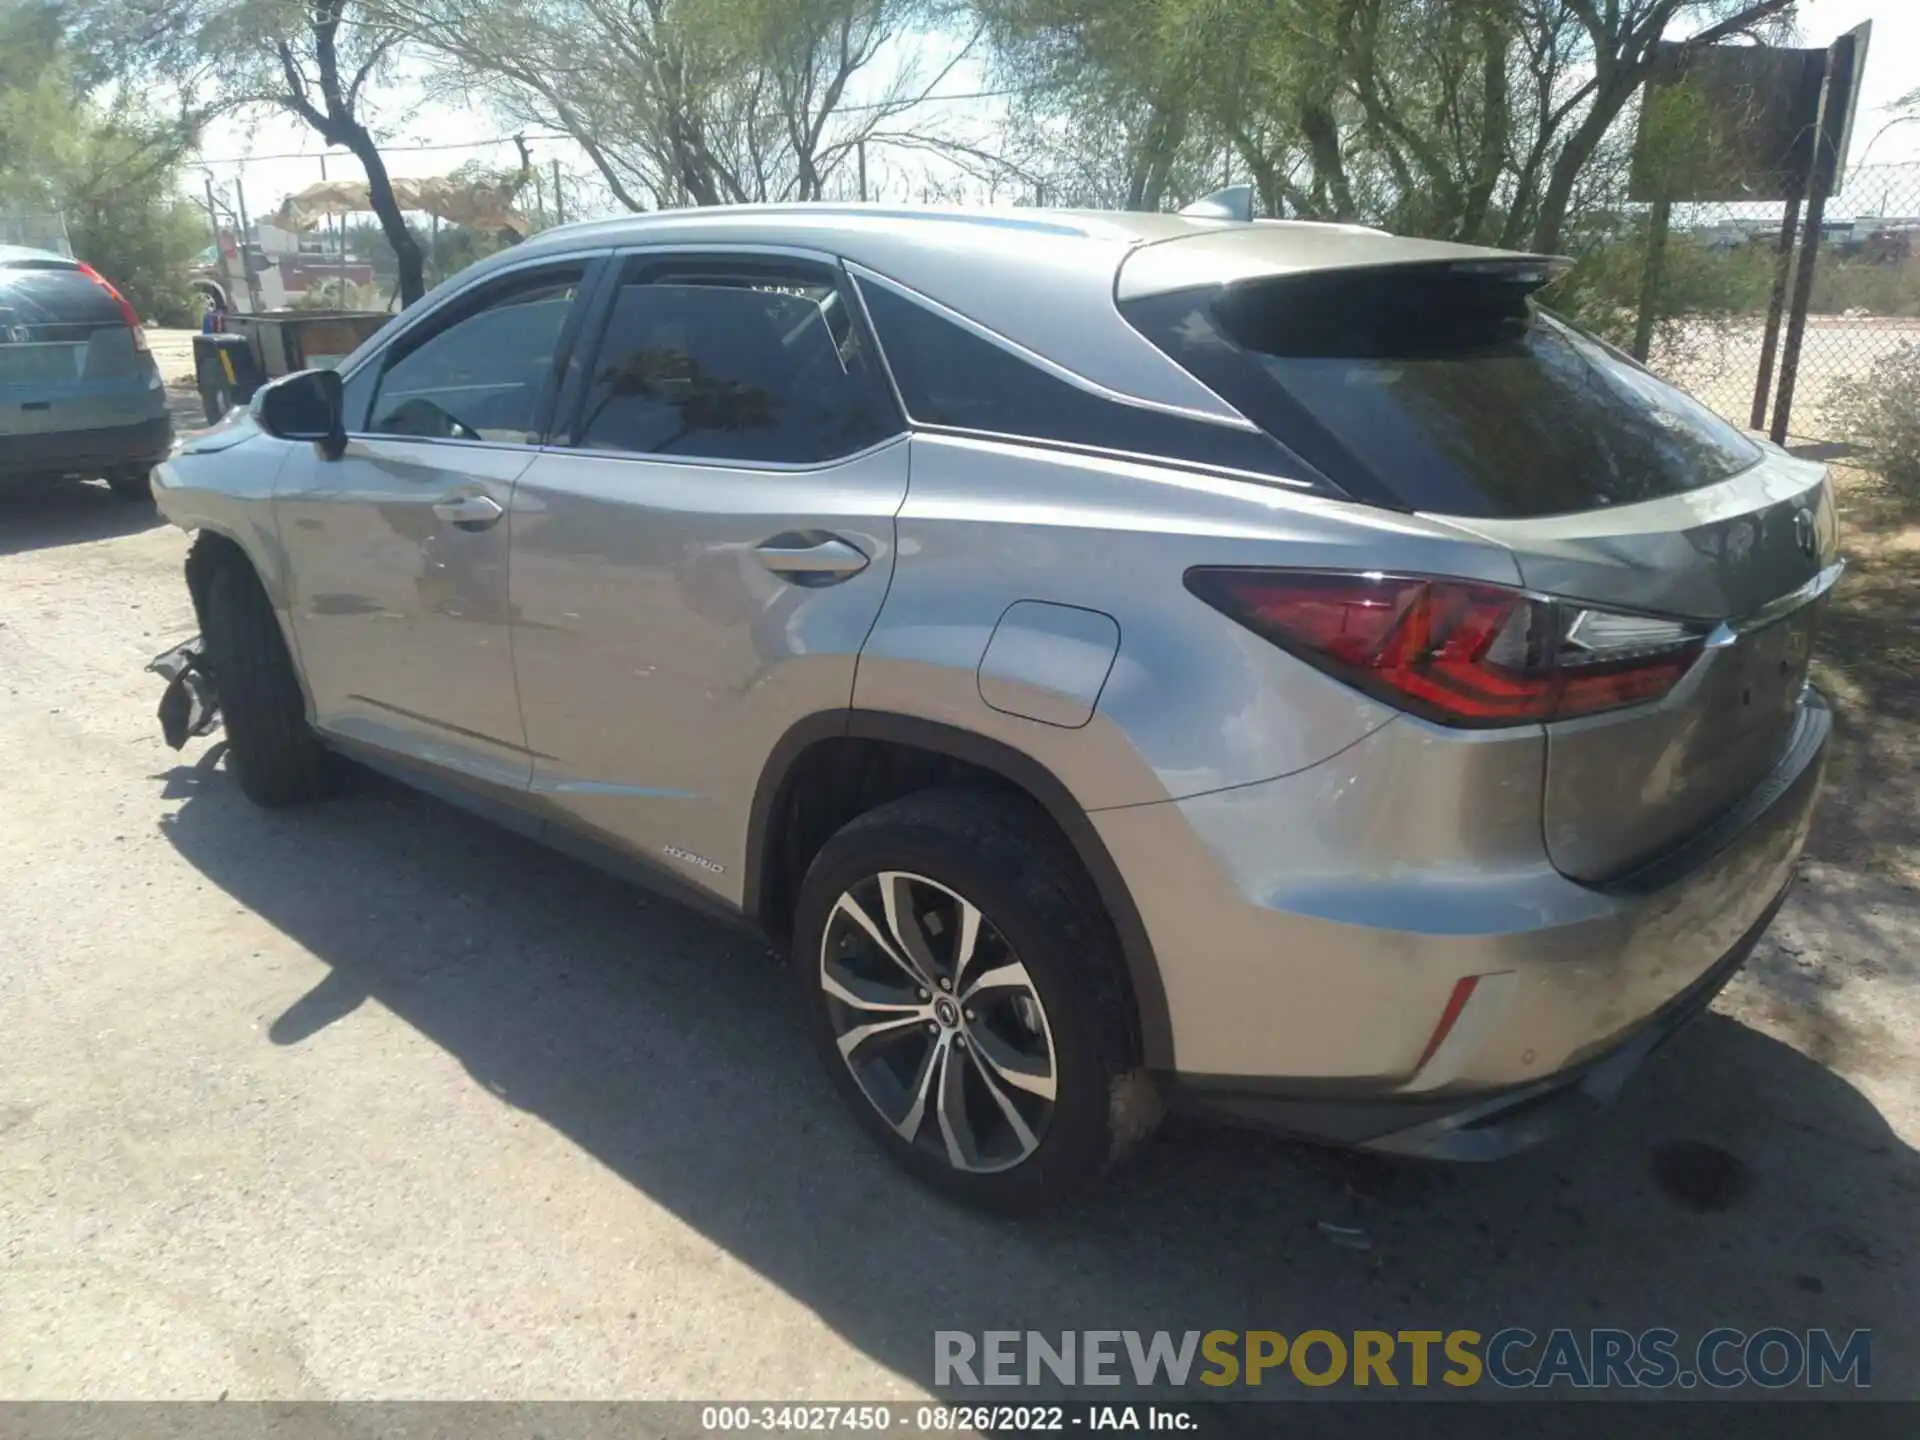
[753,535,870,583]
[432,493,505,530]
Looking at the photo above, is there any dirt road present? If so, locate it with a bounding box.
[0,451,1915,1399]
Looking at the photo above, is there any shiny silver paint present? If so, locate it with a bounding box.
[1448,447,1839,882]
[274,434,532,789]
[1114,220,1549,297]
[977,602,1120,729]
[507,436,907,882]
[853,431,1518,806]
[1094,693,1825,1086]
[154,203,1832,1128]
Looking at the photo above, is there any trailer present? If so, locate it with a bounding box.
[192,309,390,425]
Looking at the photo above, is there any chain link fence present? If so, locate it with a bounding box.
[1637,162,1920,445]
[0,209,73,256]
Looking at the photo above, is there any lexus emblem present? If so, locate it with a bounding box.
[1792,508,1819,560]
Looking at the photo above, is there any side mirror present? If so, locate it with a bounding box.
[256,368,347,460]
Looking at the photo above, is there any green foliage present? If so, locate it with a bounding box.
[0,47,207,325]
[980,0,1797,250]
[1543,223,1774,349]
[1812,262,1920,321]
[1824,344,1920,496]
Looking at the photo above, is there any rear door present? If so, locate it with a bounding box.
[508,250,908,898]
[1122,256,1837,881]
[0,259,155,446]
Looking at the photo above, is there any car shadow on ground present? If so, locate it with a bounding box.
[0,477,164,557]
[154,747,1919,1398]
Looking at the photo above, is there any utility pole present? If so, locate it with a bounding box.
[858,140,868,202]
[552,158,565,225]
[203,174,237,309]
[232,174,263,312]
[318,153,349,307]
[1772,25,1866,445]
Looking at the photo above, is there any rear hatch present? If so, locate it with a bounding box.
[0,258,156,439]
[1121,238,1836,883]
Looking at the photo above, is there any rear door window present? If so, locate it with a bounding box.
[568,266,897,465]
[1124,266,1761,518]
[854,275,1306,482]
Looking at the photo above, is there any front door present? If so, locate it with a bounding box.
[275,261,597,787]
[508,252,909,899]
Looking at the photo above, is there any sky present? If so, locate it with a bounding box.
[186,0,1920,232]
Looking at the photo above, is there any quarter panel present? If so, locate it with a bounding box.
[855,433,1524,808]
[977,601,1119,728]
[1093,716,1562,1082]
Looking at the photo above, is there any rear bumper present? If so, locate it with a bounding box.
[0,414,173,479]
[1177,883,1786,1159]
[1097,687,1830,1153]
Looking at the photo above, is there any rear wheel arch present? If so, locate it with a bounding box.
[746,710,1175,1070]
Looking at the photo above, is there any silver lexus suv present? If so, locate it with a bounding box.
[151,205,1836,1212]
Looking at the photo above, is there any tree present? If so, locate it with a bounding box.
[1,11,207,321]
[380,0,966,212]
[973,0,1221,211]
[977,0,1531,235]
[75,0,430,304]
[976,0,1801,253]
[1525,0,1798,255]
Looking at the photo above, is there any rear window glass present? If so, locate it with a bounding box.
[1125,267,1761,518]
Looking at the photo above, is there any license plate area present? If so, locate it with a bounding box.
[1729,601,1819,731]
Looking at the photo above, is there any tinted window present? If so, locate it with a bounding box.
[340,360,377,432]
[368,271,582,443]
[856,277,1306,482]
[1126,268,1760,518]
[575,276,895,464]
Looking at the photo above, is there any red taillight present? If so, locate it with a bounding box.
[1185,569,1704,728]
[75,261,149,352]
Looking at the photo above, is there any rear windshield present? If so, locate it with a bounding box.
[1123,266,1761,518]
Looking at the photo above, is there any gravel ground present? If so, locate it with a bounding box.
[0,368,1914,1402]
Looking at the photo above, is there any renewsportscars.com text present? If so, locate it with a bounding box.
[934,1328,1872,1390]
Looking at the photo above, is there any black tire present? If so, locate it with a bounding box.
[792,786,1159,1213]
[199,557,332,808]
[106,469,153,502]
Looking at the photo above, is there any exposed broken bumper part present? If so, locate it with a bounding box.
[148,636,221,749]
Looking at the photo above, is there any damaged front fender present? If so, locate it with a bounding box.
[148,636,222,750]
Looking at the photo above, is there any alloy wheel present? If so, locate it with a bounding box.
[818,870,1058,1174]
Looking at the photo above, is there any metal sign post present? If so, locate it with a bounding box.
[1749,194,1803,430]
[1770,22,1870,445]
